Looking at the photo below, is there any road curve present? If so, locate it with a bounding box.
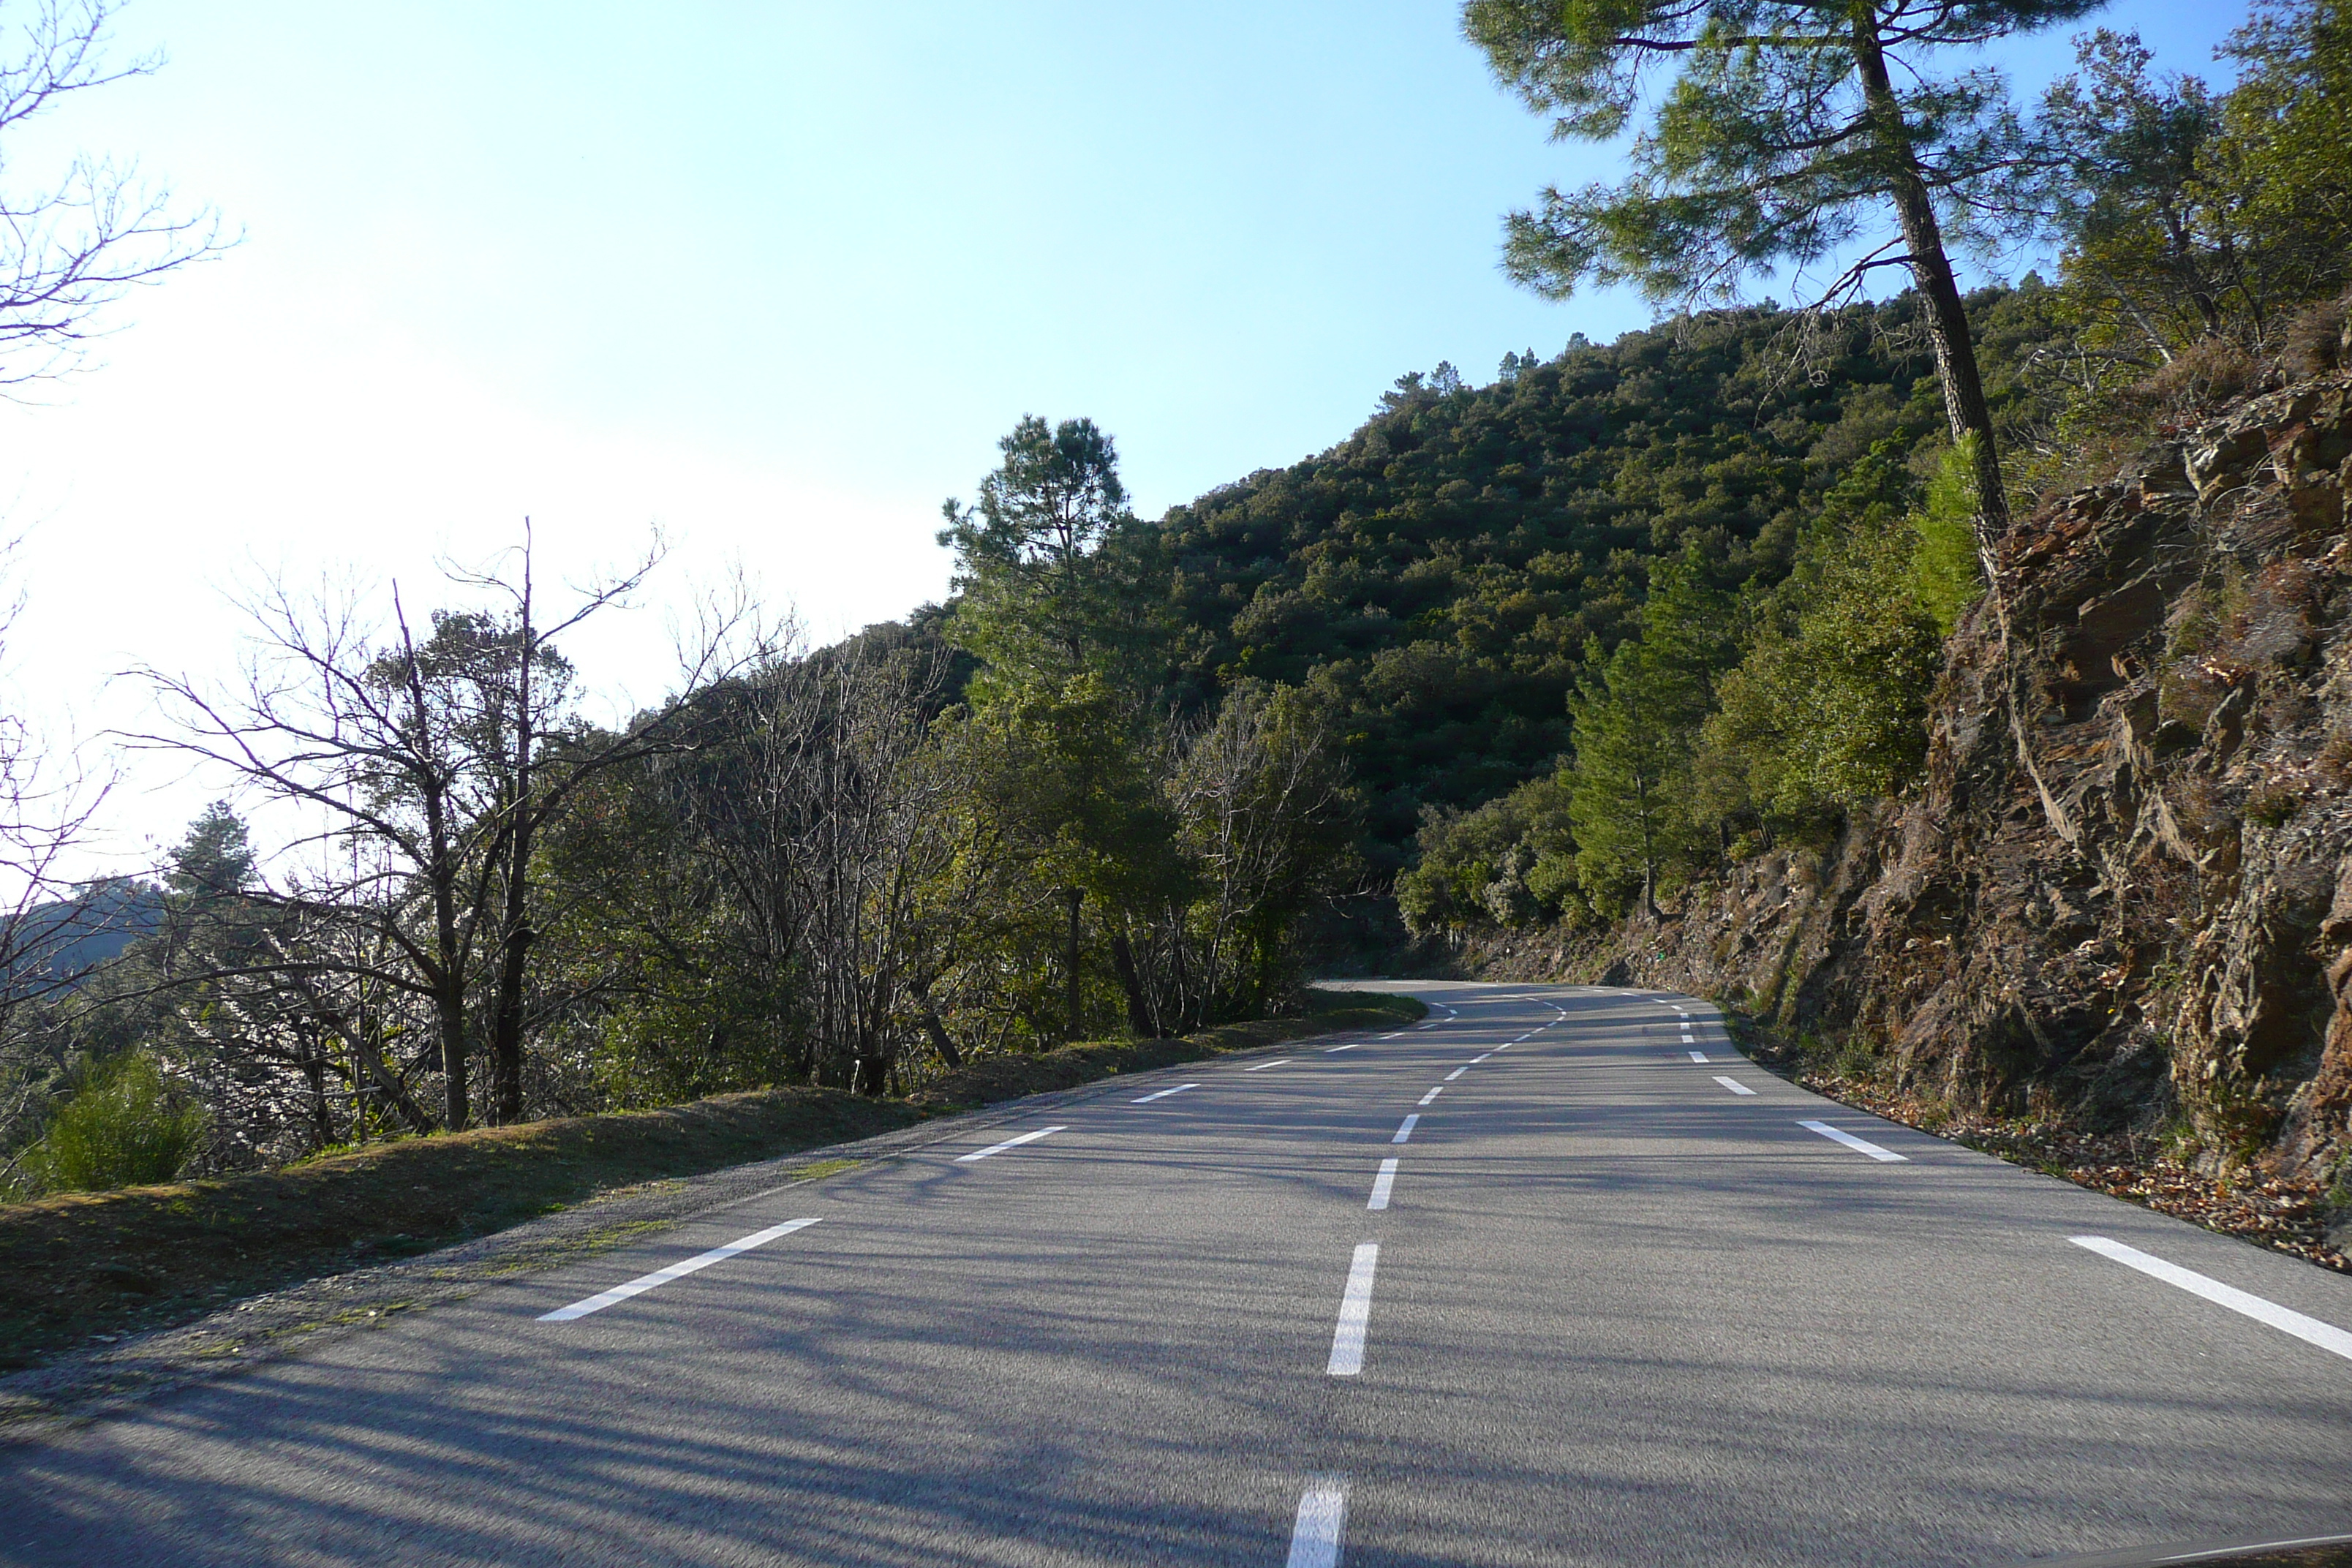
[2,982,2348,1567]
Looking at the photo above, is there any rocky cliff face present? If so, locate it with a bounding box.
[1480,374,2352,1188]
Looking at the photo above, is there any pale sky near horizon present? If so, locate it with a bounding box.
[0,0,2243,877]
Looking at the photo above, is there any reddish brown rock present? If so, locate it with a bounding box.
[1472,374,2352,1188]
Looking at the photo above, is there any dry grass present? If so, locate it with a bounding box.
[2282,290,2351,377]
[2133,336,2264,417]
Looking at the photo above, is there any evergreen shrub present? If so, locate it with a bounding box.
[26,1053,206,1194]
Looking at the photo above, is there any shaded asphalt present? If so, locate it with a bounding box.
[1,983,2348,1567]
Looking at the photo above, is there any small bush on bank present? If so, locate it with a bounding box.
[24,1053,206,1194]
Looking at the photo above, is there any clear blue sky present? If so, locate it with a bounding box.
[0,0,2242,869]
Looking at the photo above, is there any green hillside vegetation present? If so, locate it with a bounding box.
[1155,287,2063,870]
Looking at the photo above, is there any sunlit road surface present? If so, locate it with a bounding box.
[4,982,2350,1567]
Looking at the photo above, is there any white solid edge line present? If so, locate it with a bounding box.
[1327,1243,1380,1375]
[1132,1082,1200,1104]
[1287,1477,1349,1568]
[539,1217,821,1322]
[2071,1236,2352,1362]
[1392,1112,1420,1144]
[1688,1049,1708,1062]
[1712,1075,1757,1096]
[1444,1066,1468,1081]
[1368,1157,1398,1211]
[1245,1059,1294,1072]
[955,1125,1068,1163]
[1798,1119,1907,1162]
[1417,1087,1443,1106]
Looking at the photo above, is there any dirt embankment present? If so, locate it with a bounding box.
[1,995,1420,1371]
[1452,376,2352,1264]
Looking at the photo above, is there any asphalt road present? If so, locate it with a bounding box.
[4,982,2350,1567]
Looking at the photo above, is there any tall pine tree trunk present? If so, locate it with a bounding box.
[1111,926,1158,1038]
[1064,886,1084,1042]
[1852,23,2009,581]
[402,638,470,1134]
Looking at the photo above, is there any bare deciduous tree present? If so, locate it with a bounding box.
[0,0,227,388]
[129,533,759,1129]
[676,643,953,1093]
[1128,685,1355,1031]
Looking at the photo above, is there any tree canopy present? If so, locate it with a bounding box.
[1463,0,2103,547]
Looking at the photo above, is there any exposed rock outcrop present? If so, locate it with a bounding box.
[1478,376,2352,1186]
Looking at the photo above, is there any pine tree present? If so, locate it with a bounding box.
[1461,0,2101,559]
[1565,554,1733,916]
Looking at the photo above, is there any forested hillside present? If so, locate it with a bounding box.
[1150,287,2063,865]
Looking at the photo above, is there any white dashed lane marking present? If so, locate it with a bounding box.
[1327,1245,1380,1376]
[1286,1478,1348,1568]
[1712,1076,1757,1097]
[1798,1120,1907,1162]
[2072,1236,2352,1362]
[955,1126,1066,1163]
[538,1218,822,1322]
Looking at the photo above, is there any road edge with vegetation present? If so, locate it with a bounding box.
[0,991,1422,1435]
[1712,1006,2351,1276]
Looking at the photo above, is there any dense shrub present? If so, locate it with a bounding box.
[24,1053,206,1194]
